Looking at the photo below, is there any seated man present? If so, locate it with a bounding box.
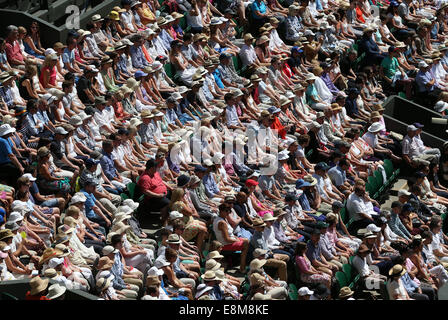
[137,159,172,223]
[346,183,379,235]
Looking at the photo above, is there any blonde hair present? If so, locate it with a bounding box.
[169,188,185,210]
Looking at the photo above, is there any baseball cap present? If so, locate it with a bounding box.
[298,287,314,296]
[397,189,411,197]
[413,122,424,129]
[21,173,36,182]
[402,203,414,212]
[85,158,100,167]
[315,162,330,171]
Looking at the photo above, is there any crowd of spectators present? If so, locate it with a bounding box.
[1,0,448,301]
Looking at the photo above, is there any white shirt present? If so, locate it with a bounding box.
[239,44,257,67]
[346,192,377,221]
[263,225,281,249]
[352,255,371,277]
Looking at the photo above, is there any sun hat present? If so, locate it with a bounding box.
[338,286,354,299]
[205,258,222,271]
[250,258,267,270]
[252,216,267,228]
[202,270,219,281]
[146,275,161,286]
[298,287,314,296]
[5,222,19,231]
[97,256,114,270]
[253,248,268,258]
[368,122,384,133]
[206,251,224,260]
[43,268,58,279]
[167,234,182,244]
[96,277,113,290]
[389,264,407,277]
[0,229,14,241]
[195,284,214,299]
[46,283,67,300]
[48,257,65,269]
[29,276,50,295]
[0,124,16,137]
[7,212,24,224]
[69,192,87,205]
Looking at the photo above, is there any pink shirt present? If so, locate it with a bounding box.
[5,40,23,65]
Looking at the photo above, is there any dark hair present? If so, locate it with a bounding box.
[421,230,432,240]
[294,241,307,255]
[146,159,157,169]
[146,285,159,295]
[86,22,95,31]
[37,137,52,149]
[172,220,186,231]
[429,219,441,230]
[339,159,349,167]
[102,139,113,149]
[297,134,310,145]
[183,33,193,42]
[224,93,234,103]
[62,81,72,90]
[165,247,177,260]
[64,72,75,81]
[111,234,122,246]
[26,99,38,110]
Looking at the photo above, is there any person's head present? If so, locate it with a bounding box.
[218,203,232,217]
[310,229,321,244]
[6,25,18,41]
[295,241,308,256]
[110,233,123,249]
[354,184,366,197]
[165,247,178,264]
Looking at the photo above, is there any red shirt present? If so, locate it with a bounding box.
[5,40,23,65]
[271,116,286,139]
[25,291,50,300]
[138,171,167,200]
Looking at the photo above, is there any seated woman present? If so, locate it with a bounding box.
[169,188,208,254]
[0,231,32,279]
[23,21,45,59]
[111,224,153,273]
[155,247,194,300]
[170,40,198,86]
[36,147,77,197]
[212,203,249,272]
[209,19,239,56]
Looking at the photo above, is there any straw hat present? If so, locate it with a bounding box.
[202,270,219,281]
[205,258,222,271]
[250,258,267,270]
[97,256,114,270]
[338,286,354,299]
[389,264,406,277]
[29,276,49,295]
[206,251,224,260]
[46,283,67,300]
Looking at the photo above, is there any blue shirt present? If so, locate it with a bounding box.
[389,213,412,240]
[0,136,12,165]
[0,85,13,108]
[62,48,75,66]
[328,165,346,187]
[298,193,312,211]
[111,252,127,290]
[100,151,117,180]
[213,69,225,89]
[251,0,267,20]
[203,173,220,198]
[415,70,434,93]
[401,272,419,293]
[130,45,149,69]
[166,108,178,124]
[81,189,97,219]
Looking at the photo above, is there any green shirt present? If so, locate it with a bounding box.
[381,56,399,80]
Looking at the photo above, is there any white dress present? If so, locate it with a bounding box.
[174,54,197,86]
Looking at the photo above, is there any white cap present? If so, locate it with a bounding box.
[418,61,429,68]
[435,100,448,112]
[169,211,183,220]
[398,189,411,197]
[7,212,23,223]
[298,287,314,296]
[366,223,381,233]
[44,48,57,56]
[304,30,315,36]
[407,125,418,132]
[21,173,36,182]
[69,193,87,204]
[148,266,164,277]
[48,257,64,269]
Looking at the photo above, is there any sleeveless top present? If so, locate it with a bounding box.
[18,76,33,101]
[212,216,235,245]
[39,66,57,86]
